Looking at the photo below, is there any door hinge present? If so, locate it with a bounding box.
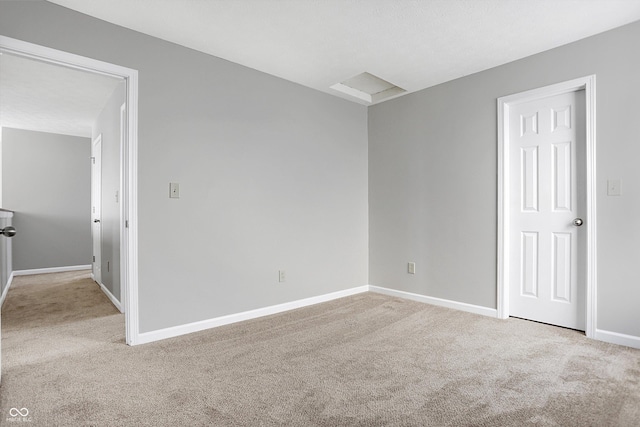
[125,220,129,228]
[93,256,96,262]
[91,156,95,164]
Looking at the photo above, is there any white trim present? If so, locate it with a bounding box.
[0,272,14,307]
[584,77,597,339]
[119,102,127,318]
[12,265,91,276]
[497,93,507,320]
[594,329,640,350]
[0,35,140,346]
[137,286,370,345]
[98,281,123,313]
[0,36,133,80]
[124,70,139,346]
[497,75,597,338]
[369,286,498,318]
[91,134,103,286]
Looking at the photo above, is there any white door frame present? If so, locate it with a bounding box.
[119,103,127,312]
[0,35,141,345]
[91,134,103,286]
[497,75,597,338]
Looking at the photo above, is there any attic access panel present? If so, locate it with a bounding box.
[330,72,405,104]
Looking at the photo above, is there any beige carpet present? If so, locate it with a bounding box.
[1,271,639,426]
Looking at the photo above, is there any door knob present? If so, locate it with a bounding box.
[572,218,583,227]
[94,219,101,223]
[0,226,17,237]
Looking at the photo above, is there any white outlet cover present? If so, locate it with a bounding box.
[607,179,621,196]
[169,182,180,198]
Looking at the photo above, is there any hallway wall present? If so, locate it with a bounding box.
[1,127,91,271]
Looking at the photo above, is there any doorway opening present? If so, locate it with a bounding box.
[0,35,140,345]
[497,76,597,339]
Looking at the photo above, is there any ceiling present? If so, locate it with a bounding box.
[0,52,122,137]
[47,0,640,105]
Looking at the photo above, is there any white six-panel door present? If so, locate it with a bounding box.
[509,90,586,330]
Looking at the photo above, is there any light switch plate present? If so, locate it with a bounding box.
[169,182,180,198]
[408,262,416,275]
[607,179,621,196]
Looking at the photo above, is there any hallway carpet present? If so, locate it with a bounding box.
[1,271,639,426]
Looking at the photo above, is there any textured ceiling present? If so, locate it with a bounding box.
[0,52,122,137]
[47,0,640,105]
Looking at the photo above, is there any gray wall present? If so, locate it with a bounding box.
[0,1,369,333]
[369,21,640,337]
[1,127,91,270]
[93,83,125,302]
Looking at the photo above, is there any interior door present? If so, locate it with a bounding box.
[91,135,102,285]
[509,90,586,330]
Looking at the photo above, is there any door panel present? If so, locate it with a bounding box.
[551,232,572,302]
[509,90,586,330]
[552,141,572,211]
[521,146,539,211]
[521,231,538,297]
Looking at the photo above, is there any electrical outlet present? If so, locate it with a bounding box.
[169,182,180,198]
[408,262,416,275]
[278,270,286,283]
[607,179,621,196]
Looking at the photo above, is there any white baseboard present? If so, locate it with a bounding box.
[97,281,123,313]
[0,271,14,307]
[368,285,498,318]
[136,285,370,345]
[594,329,640,349]
[13,265,91,276]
